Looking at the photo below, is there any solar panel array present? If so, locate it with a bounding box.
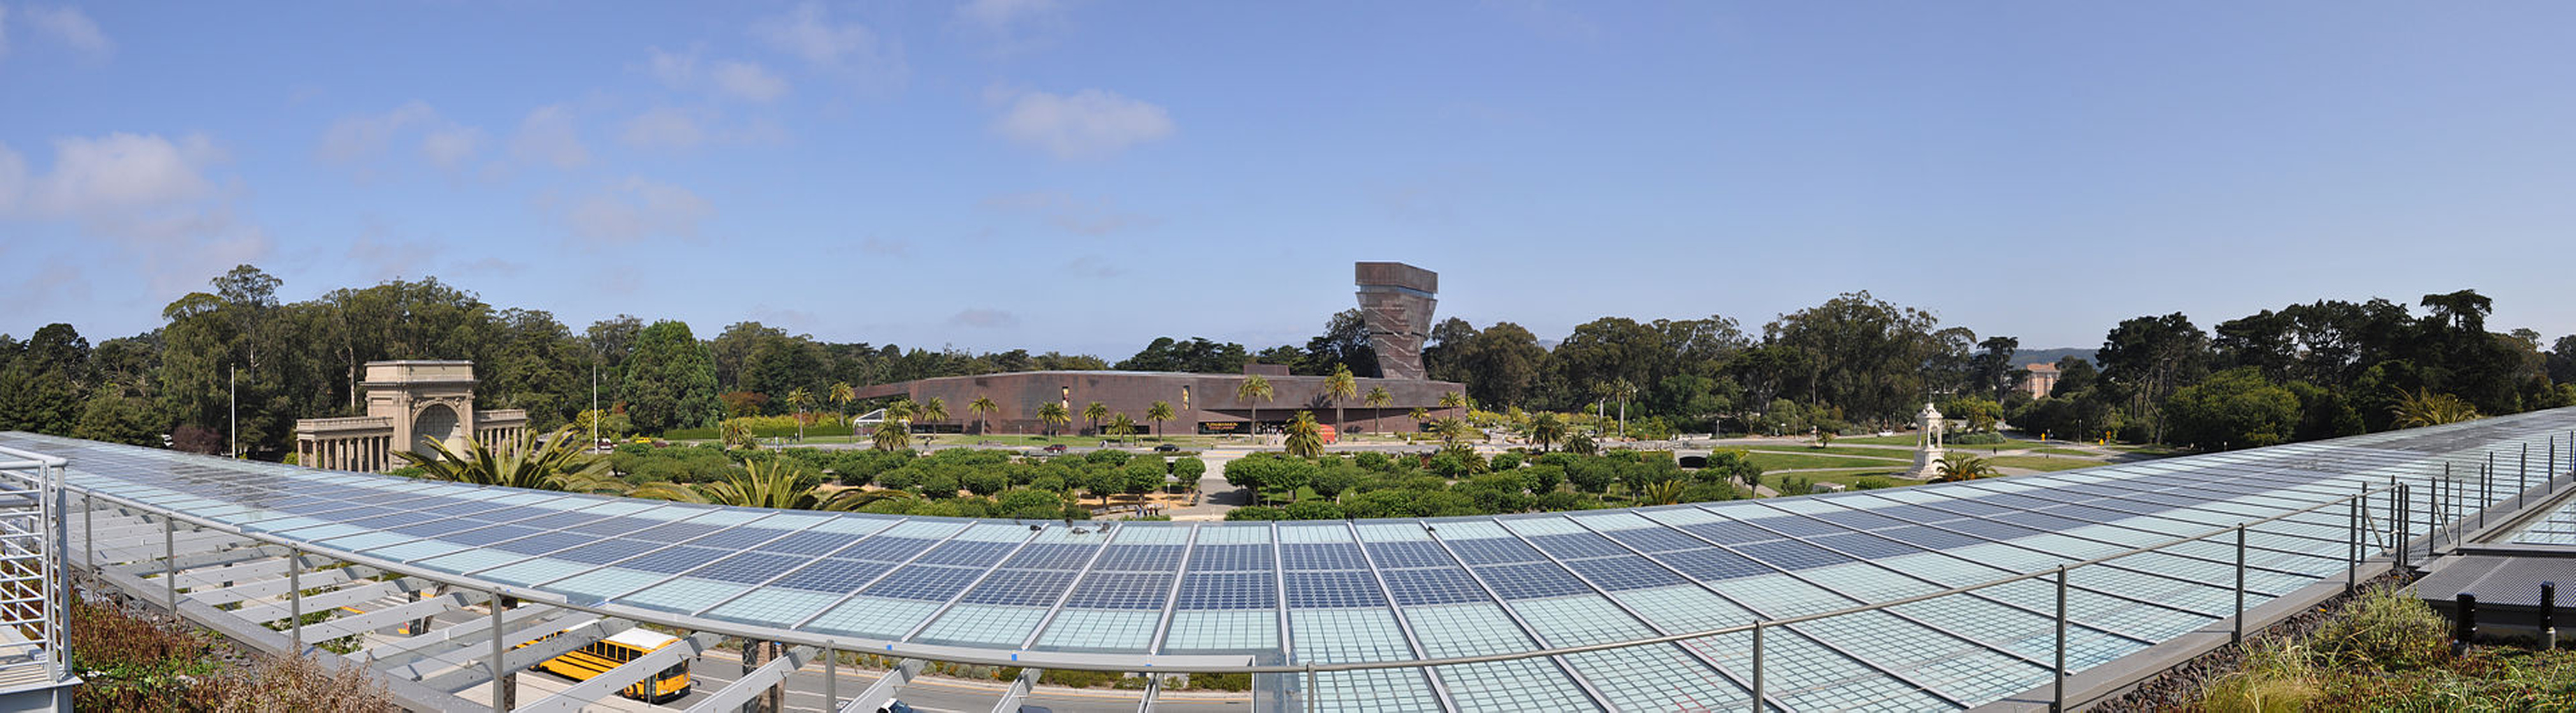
[13,406,2576,712]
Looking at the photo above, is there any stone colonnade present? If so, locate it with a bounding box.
[300,433,396,473]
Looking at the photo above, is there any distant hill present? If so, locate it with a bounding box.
[2015,348,2096,367]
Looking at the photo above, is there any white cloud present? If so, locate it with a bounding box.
[509,103,590,170]
[948,309,1020,328]
[987,86,1173,160]
[21,4,110,57]
[0,132,272,295]
[981,190,1159,235]
[643,46,788,102]
[619,107,706,151]
[753,2,881,66]
[560,176,713,243]
[959,0,1057,29]
[317,101,484,177]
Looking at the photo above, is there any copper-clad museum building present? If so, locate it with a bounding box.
[856,262,1466,435]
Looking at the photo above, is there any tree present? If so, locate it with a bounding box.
[968,395,1000,435]
[1608,378,1637,439]
[1038,401,1071,436]
[721,418,757,450]
[920,396,948,431]
[1324,363,1357,433]
[1930,453,1997,483]
[2097,312,2211,443]
[1527,412,1567,452]
[830,381,857,423]
[1108,413,1139,439]
[695,460,825,510]
[1236,375,1273,437]
[1438,391,1466,411]
[1299,309,1378,377]
[1117,337,1251,373]
[1407,407,1429,433]
[2162,368,2301,449]
[2389,388,2480,429]
[1284,411,1324,459]
[784,387,813,441]
[1361,387,1391,434]
[624,321,719,434]
[1146,401,1174,437]
[872,418,913,452]
[1082,401,1109,436]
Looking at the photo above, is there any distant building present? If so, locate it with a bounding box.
[2022,362,2061,399]
[294,361,529,472]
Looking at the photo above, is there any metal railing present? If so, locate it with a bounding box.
[0,445,71,696]
[53,428,2576,712]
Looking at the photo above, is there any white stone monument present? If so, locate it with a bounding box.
[1911,402,1946,477]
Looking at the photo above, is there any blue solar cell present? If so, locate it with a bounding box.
[916,540,1018,567]
[1876,525,1991,550]
[345,511,440,529]
[1653,547,1771,581]
[621,545,730,574]
[1994,511,2090,532]
[1005,543,1101,570]
[1941,518,2041,541]
[630,521,723,542]
[1475,562,1592,599]
[564,517,658,536]
[1738,517,1846,538]
[1805,509,1909,531]
[1176,572,1275,610]
[1364,541,1453,569]
[772,558,892,593]
[1444,538,1542,565]
[1094,545,1185,571]
[689,551,812,584]
[465,506,552,524]
[839,536,940,562]
[1187,544,1274,571]
[1563,556,1689,591]
[1806,532,1925,560]
[864,564,986,601]
[959,569,1081,606]
[1937,499,2020,518]
[1280,543,1368,570]
[510,511,607,531]
[2039,504,2135,522]
[1600,527,1704,553]
[1677,520,1780,546]
[690,527,799,550]
[1066,573,1173,609]
[1284,571,1386,608]
[491,531,590,555]
[757,530,865,556]
[443,525,544,547]
[1384,568,1489,606]
[549,539,663,564]
[1735,539,1855,570]
[1526,533,1629,559]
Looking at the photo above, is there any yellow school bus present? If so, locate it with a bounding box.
[526,628,691,703]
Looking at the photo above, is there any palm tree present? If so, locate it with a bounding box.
[1407,407,1429,434]
[720,418,757,450]
[1528,412,1567,453]
[1109,413,1139,440]
[2391,388,2481,429]
[1284,411,1324,459]
[395,425,609,490]
[1082,401,1110,436]
[699,460,825,509]
[1640,480,1688,506]
[920,396,948,432]
[1361,386,1391,434]
[1038,401,1072,437]
[1237,375,1273,439]
[967,395,999,435]
[821,487,918,512]
[1324,364,1357,436]
[830,381,856,424]
[1930,452,1997,483]
[1438,391,1467,413]
[1435,416,1471,445]
[1610,378,1637,439]
[871,418,912,452]
[783,387,813,441]
[883,399,916,425]
[1146,401,1175,438]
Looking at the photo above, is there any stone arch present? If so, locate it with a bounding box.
[412,402,463,456]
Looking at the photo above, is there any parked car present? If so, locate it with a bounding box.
[1041,444,1069,453]
[1154,443,1182,453]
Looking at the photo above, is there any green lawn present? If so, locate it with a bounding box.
[1735,445,1918,459]
[1983,455,2106,473]
[1745,452,1924,471]
[2030,447,2099,457]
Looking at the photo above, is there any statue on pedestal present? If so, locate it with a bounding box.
[1911,402,1946,477]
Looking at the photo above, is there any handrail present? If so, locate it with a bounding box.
[62,460,2424,676]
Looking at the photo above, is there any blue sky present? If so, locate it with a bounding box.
[6,2,2576,356]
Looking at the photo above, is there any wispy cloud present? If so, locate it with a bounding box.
[317,101,484,177]
[509,103,591,170]
[642,45,789,103]
[985,85,1173,160]
[554,176,714,244]
[19,4,112,58]
[752,1,904,88]
[0,132,271,295]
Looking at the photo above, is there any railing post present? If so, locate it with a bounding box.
[1751,621,1766,713]
[491,592,512,712]
[2398,483,2410,570]
[2233,524,2247,645]
[825,648,837,710]
[2521,443,2529,510]
[1305,662,1318,713]
[2482,454,2492,529]
[2347,496,2359,594]
[288,545,302,654]
[163,515,177,612]
[80,494,92,574]
[2054,564,2069,713]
